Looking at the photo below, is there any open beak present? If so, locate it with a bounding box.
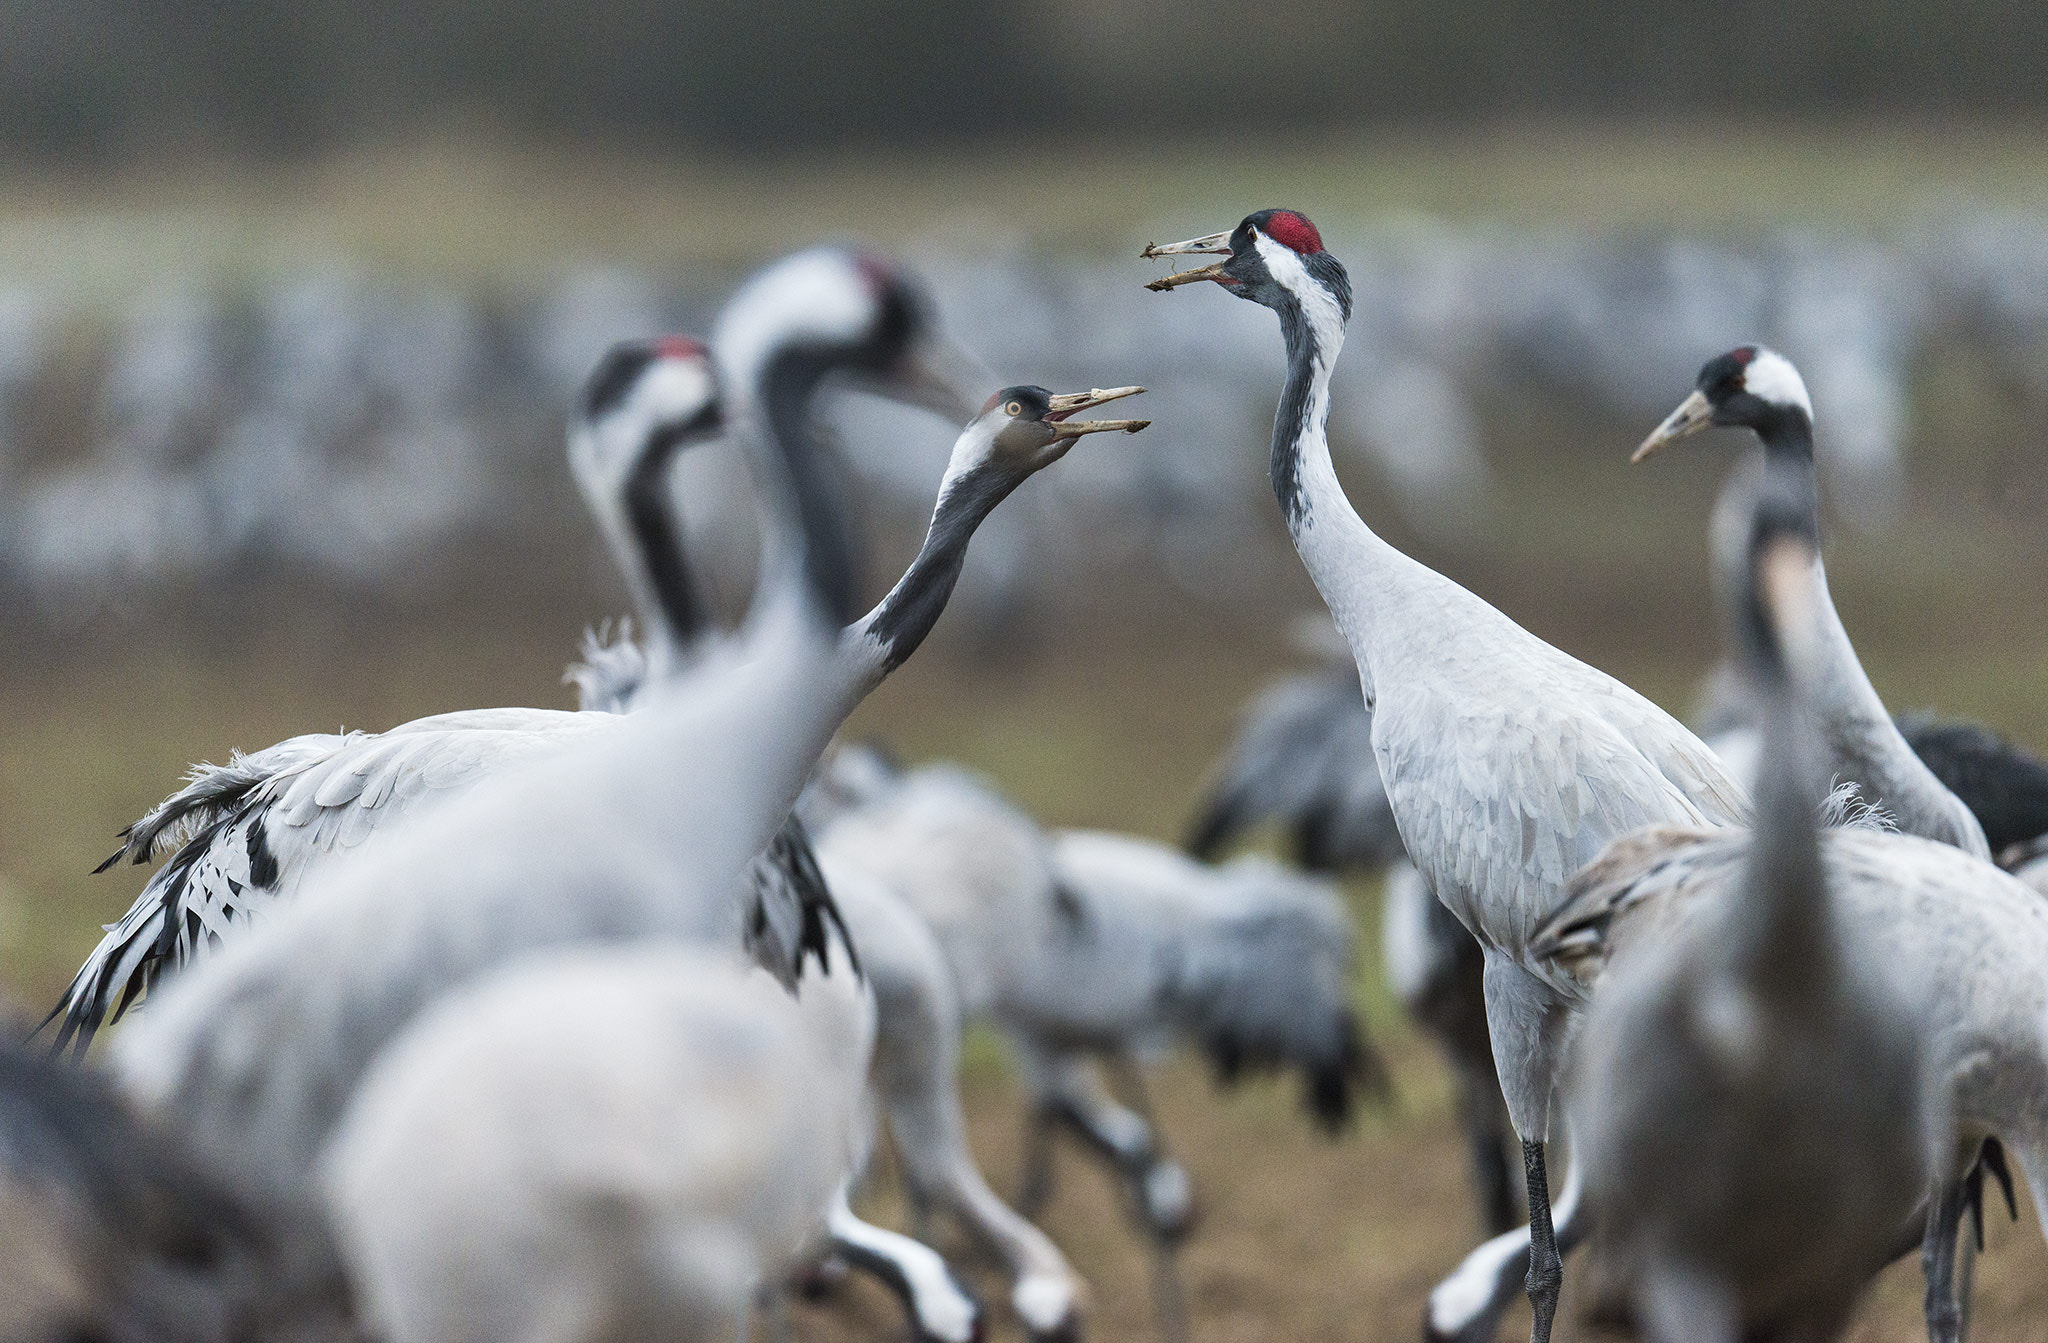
[1633,390,1714,463]
[884,333,991,425]
[1141,231,1235,292]
[1045,386,1150,437]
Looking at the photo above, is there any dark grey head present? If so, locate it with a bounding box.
[1636,344,1815,463]
[943,383,1150,487]
[569,336,723,500]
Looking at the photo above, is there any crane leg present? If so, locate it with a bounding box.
[1424,1149,1586,1342]
[1522,1140,1563,1343]
[1017,1103,1059,1217]
[1923,1179,1970,1343]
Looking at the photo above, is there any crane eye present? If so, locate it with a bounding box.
[1004,401,1023,417]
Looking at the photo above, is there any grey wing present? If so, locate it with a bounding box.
[1525,825,1741,997]
[47,710,613,1052]
[260,709,611,869]
[1184,668,1402,870]
[1381,683,1750,956]
[95,733,352,873]
[50,732,356,1054]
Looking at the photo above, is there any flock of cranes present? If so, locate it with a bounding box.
[13,209,2048,618]
[6,207,2048,1343]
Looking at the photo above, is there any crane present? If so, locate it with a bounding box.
[322,941,891,1343]
[1635,345,1988,857]
[809,748,1385,1342]
[106,249,887,1211]
[1557,449,1932,1342]
[1143,209,1751,1343]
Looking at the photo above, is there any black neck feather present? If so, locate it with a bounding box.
[1271,299,1320,530]
[761,353,861,627]
[622,423,707,646]
[864,466,1019,675]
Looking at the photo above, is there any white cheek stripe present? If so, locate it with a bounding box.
[713,250,872,399]
[1254,233,1346,357]
[1743,347,1813,417]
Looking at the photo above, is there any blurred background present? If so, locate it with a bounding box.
[1,1,2045,1337]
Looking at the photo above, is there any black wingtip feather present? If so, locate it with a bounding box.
[1205,1009,1394,1135]
[777,818,861,984]
[1898,713,2048,855]
[1182,798,1242,862]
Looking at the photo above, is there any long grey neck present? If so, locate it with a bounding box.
[1726,676,1834,1003]
[752,352,859,640]
[1267,295,1438,704]
[845,456,1018,688]
[1751,418,1989,856]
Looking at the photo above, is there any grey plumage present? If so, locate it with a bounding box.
[1145,210,1750,1343]
[1187,621,1521,1237]
[1646,353,1988,859]
[0,1024,351,1343]
[321,945,874,1343]
[1554,457,1933,1343]
[109,260,877,1208]
[814,754,1386,1253]
[818,853,1081,1341]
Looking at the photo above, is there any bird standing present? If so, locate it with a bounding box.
[1143,209,1751,1343]
[810,749,1384,1342]
[107,256,883,1206]
[1558,449,1933,1343]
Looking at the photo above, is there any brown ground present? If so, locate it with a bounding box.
[2,392,2044,1341]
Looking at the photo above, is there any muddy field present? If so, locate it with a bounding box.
[5,567,2045,1341]
[2,156,2046,1331]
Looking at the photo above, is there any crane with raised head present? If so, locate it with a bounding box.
[1142,209,1751,1343]
[1635,344,1988,857]
[102,250,896,1216]
[77,251,1145,1343]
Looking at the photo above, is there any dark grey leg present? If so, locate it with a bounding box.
[1017,1103,1059,1218]
[1923,1180,1969,1343]
[1523,1141,1563,1343]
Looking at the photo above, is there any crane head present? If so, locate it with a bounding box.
[713,247,986,425]
[1635,344,1815,462]
[569,336,723,506]
[968,384,1150,472]
[1140,209,1351,323]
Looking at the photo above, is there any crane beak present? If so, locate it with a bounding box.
[1633,390,1714,462]
[1141,231,1236,292]
[1045,386,1150,437]
[884,333,992,425]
